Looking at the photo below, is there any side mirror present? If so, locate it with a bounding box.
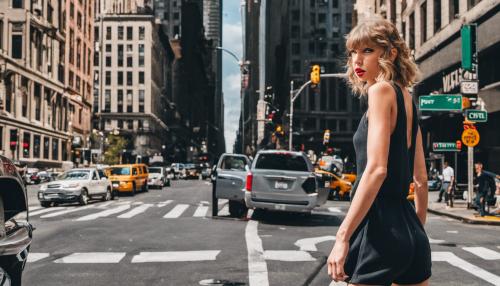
[245,165,250,172]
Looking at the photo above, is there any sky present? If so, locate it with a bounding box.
[222,0,243,152]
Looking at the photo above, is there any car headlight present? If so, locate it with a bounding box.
[40,184,47,191]
[62,183,80,188]
[38,192,44,199]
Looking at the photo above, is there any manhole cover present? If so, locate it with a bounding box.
[199,279,246,286]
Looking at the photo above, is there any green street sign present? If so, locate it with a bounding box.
[465,110,487,122]
[433,142,460,152]
[419,94,462,111]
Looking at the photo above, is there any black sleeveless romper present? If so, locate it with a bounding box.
[344,83,432,285]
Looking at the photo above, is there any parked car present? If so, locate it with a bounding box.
[170,163,186,180]
[36,171,53,183]
[106,164,149,196]
[24,168,39,185]
[148,167,171,188]
[244,150,329,214]
[212,153,251,217]
[0,155,33,286]
[427,177,443,192]
[184,163,198,179]
[38,168,113,207]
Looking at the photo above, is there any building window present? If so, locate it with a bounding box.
[33,135,41,158]
[139,90,144,112]
[173,12,179,20]
[409,12,415,49]
[118,44,123,66]
[0,20,3,51]
[138,44,144,67]
[118,120,123,129]
[339,120,347,131]
[127,55,133,67]
[106,56,111,67]
[11,34,23,59]
[127,72,133,86]
[420,2,427,44]
[21,81,28,117]
[139,71,144,84]
[12,0,23,8]
[127,90,133,112]
[332,0,338,8]
[104,90,111,112]
[292,60,301,74]
[139,26,145,40]
[52,138,59,160]
[34,83,41,120]
[127,44,133,52]
[118,26,123,40]
[434,0,441,33]
[292,43,300,55]
[468,0,481,9]
[105,71,111,85]
[291,26,299,38]
[127,120,133,130]
[118,71,123,85]
[106,44,111,52]
[308,41,315,55]
[43,137,50,159]
[118,90,123,112]
[62,140,67,161]
[106,26,112,40]
[127,27,133,40]
[449,0,459,22]
[318,13,326,23]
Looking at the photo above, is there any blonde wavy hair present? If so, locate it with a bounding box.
[345,17,420,96]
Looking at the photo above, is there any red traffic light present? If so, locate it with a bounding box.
[456,140,462,150]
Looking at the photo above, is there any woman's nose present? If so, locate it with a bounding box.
[353,53,362,66]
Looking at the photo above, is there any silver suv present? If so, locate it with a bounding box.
[244,150,329,213]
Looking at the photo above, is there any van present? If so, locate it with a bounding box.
[106,164,149,195]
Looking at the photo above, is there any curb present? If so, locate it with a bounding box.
[428,208,500,226]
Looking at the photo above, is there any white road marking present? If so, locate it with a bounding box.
[328,207,343,213]
[157,200,173,207]
[132,202,143,205]
[446,230,459,234]
[329,281,348,286]
[432,252,500,285]
[295,236,336,252]
[163,204,189,218]
[27,253,50,263]
[118,204,153,218]
[28,206,42,211]
[40,206,93,218]
[428,237,446,244]
[204,182,211,186]
[193,205,209,217]
[131,251,220,263]
[200,201,210,205]
[245,220,269,286]
[246,209,254,220]
[463,247,500,260]
[76,205,131,221]
[263,250,315,262]
[218,205,230,216]
[54,252,126,263]
[30,207,67,216]
[97,201,114,208]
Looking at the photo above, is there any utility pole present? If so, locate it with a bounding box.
[257,0,267,145]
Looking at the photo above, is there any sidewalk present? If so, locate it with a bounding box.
[427,191,500,226]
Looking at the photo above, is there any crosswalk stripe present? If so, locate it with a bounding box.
[463,247,500,260]
[157,200,173,207]
[263,250,315,262]
[163,204,189,218]
[29,206,43,211]
[40,206,93,218]
[118,204,153,218]
[432,252,500,285]
[218,205,230,216]
[27,253,50,263]
[131,251,220,263]
[76,205,131,221]
[193,205,209,217]
[97,201,115,207]
[54,252,126,263]
[328,207,343,213]
[30,207,67,216]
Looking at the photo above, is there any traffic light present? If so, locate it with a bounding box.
[323,129,330,145]
[456,140,462,151]
[276,125,284,136]
[310,65,321,85]
[264,86,274,103]
[9,129,18,150]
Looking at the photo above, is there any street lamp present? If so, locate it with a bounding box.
[216,46,250,154]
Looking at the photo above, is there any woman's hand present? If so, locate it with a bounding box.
[327,239,350,282]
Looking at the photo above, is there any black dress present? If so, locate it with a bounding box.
[344,83,432,285]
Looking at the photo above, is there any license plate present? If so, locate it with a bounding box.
[112,183,119,188]
[274,204,286,210]
[274,181,288,189]
[325,181,330,188]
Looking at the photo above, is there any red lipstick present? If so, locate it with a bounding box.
[355,68,366,76]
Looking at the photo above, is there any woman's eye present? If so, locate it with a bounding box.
[363,48,374,53]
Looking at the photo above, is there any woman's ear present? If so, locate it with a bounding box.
[390,47,398,62]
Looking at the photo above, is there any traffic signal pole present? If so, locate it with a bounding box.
[289,73,346,151]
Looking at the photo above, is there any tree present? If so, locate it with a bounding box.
[103,134,128,165]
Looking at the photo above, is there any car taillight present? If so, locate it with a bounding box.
[245,173,253,192]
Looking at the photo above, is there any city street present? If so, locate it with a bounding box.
[24,181,500,286]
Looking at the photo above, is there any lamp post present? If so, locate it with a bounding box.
[216,46,250,154]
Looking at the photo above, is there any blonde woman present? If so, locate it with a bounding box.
[327,18,432,285]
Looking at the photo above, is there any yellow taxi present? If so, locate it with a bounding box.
[315,168,353,201]
[106,164,149,195]
[407,182,415,202]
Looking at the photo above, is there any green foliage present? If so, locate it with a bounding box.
[103,134,128,165]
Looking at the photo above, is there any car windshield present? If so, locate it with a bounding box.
[109,167,131,175]
[59,170,90,180]
[149,167,162,174]
[220,157,246,171]
[255,153,309,171]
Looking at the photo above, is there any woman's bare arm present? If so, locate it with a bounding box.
[335,81,394,242]
[413,127,428,225]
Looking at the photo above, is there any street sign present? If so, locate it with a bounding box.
[465,110,487,122]
[419,94,462,111]
[460,81,478,94]
[432,142,460,152]
[462,129,480,147]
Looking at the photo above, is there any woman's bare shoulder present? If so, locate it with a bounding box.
[367,81,396,106]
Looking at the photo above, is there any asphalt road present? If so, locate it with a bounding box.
[24,181,500,286]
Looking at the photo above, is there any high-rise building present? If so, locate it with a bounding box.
[93,1,170,163]
[0,0,73,167]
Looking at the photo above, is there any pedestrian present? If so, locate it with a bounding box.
[327,17,431,285]
[474,162,492,216]
[437,161,454,204]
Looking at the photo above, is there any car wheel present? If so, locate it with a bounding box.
[212,183,218,217]
[131,183,136,196]
[103,188,112,201]
[143,182,149,192]
[166,179,171,187]
[229,201,247,218]
[7,262,23,286]
[40,201,51,208]
[79,189,89,206]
